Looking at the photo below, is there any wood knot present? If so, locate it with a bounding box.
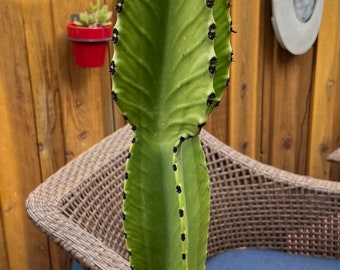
[78,130,88,140]
[241,141,248,152]
[319,143,330,155]
[282,138,292,150]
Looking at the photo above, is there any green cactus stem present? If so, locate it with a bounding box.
[111,1,232,269]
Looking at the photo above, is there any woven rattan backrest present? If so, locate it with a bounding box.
[203,132,340,259]
[55,126,340,262]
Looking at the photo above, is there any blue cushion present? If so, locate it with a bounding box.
[72,260,83,270]
[206,249,340,270]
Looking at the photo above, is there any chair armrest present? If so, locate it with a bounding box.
[26,125,132,270]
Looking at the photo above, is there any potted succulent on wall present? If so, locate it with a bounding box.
[111,0,232,269]
[67,0,113,68]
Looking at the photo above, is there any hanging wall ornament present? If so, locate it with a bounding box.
[271,0,324,55]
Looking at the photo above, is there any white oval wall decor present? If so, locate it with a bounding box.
[271,0,324,55]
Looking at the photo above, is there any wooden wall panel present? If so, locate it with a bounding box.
[0,192,9,270]
[308,0,340,180]
[227,1,263,158]
[0,1,51,269]
[23,0,65,181]
[51,0,114,161]
[259,0,276,164]
[269,46,314,174]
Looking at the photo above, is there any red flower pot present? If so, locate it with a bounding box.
[67,23,112,68]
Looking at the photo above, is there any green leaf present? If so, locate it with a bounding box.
[101,5,109,13]
[79,12,89,25]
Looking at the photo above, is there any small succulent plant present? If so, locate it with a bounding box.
[73,0,112,27]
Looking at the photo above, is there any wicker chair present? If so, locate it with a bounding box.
[328,147,340,163]
[26,125,340,270]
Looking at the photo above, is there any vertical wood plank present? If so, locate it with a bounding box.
[329,92,340,181]
[0,1,51,269]
[21,0,65,204]
[0,194,9,270]
[100,69,115,135]
[21,0,72,269]
[51,0,113,160]
[259,0,275,164]
[228,1,262,157]
[269,45,314,174]
[308,1,340,179]
[102,0,118,134]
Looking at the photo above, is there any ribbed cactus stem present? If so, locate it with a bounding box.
[111,1,232,269]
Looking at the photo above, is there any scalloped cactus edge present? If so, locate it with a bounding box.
[111,1,233,269]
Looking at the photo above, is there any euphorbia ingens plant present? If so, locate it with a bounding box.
[111,1,232,269]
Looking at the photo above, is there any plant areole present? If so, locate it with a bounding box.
[111,1,232,269]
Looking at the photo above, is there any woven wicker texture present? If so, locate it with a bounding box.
[327,147,340,163]
[26,125,340,269]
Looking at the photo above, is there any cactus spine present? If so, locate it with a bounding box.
[111,1,232,269]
